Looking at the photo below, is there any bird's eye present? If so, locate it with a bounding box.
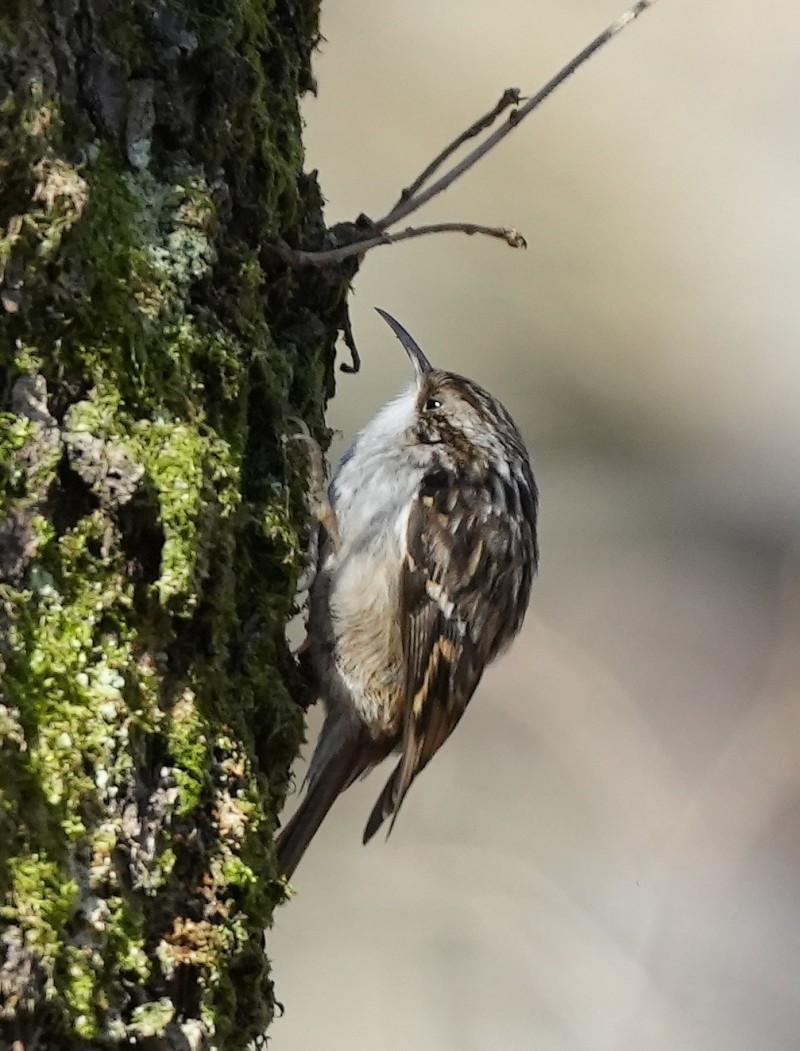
[423,397,442,412]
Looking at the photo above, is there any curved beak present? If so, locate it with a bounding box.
[375,307,433,377]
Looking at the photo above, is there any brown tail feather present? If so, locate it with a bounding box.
[277,735,375,880]
[277,771,348,881]
[362,775,393,844]
[362,758,407,844]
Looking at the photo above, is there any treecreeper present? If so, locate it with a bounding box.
[277,310,539,878]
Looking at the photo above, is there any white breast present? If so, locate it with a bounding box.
[319,382,424,723]
[331,382,422,554]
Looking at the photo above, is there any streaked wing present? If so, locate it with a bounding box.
[363,464,534,842]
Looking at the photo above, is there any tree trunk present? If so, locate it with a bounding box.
[0,2,345,1047]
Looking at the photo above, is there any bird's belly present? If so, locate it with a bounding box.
[309,545,404,735]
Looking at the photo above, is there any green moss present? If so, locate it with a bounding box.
[61,945,99,1038]
[165,689,211,814]
[126,998,175,1040]
[43,155,224,415]
[2,853,77,950]
[12,514,134,827]
[0,413,34,496]
[96,4,147,67]
[0,2,45,47]
[137,419,242,608]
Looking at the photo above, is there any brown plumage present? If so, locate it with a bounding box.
[276,310,538,879]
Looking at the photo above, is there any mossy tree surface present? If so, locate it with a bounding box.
[0,2,347,1047]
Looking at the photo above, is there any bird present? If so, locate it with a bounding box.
[276,308,539,879]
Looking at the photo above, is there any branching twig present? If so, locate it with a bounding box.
[388,88,523,215]
[279,0,659,268]
[276,222,527,268]
[376,0,659,231]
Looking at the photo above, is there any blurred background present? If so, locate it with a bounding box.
[269,1,800,1048]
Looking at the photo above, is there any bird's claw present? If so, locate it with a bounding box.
[286,416,341,555]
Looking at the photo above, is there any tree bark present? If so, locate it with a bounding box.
[0,2,346,1047]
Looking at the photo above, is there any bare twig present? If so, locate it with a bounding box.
[278,0,659,268]
[276,223,527,268]
[376,0,660,230]
[387,88,523,216]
